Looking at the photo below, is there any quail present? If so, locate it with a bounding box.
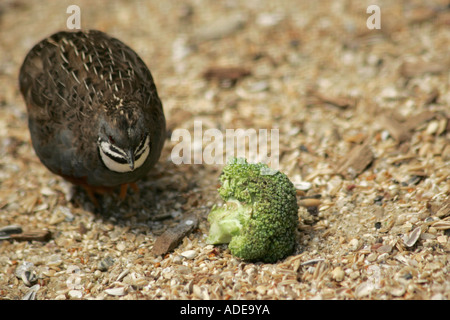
[19,30,166,204]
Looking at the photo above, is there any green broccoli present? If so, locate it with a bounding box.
[206,158,299,263]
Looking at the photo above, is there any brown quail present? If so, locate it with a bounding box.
[19,30,166,204]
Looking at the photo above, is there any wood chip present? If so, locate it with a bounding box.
[308,90,357,109]
[381,111,436,143]
[435,198,450,218]
[403,111,436,131]
[336,140,374,179]
[203,67,251,87]
[423,88,440,106]
[382,114,411,143]
[406,7,437,24]
[8,230,51,242]
[399,60,448,79]
[152,214,199,256]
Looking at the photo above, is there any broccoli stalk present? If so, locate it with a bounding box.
[206,158,299,263]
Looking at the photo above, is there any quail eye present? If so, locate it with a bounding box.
[108,135,115,144]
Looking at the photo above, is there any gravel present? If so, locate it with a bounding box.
[0,0,449,300]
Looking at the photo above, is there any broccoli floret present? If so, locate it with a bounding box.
[206,158,299,263]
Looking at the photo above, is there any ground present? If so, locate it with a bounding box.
[0,0,449,300]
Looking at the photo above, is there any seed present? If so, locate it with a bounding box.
[98,256,115,271]
[299,198,321,208]
[68,289,83,299]
[0,225,22,239]
[15,262,37,286]
[181,250,197,259]
[404,227,421,247]
[331,267,344,282]
[105,286,127,296]
[349,238,359,251]
[22,284,40,300]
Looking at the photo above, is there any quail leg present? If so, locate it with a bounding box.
[82,185,101,207]
[119,182,139,200]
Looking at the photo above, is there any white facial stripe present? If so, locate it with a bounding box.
[99,136,151,173]
[135,136,149,158]
[100,141,127,160]
[99,147,133,172]
[134,141,150,169]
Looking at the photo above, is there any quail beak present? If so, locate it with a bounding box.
[126,149,135,170]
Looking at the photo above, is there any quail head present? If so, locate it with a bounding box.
[19,30,166,204]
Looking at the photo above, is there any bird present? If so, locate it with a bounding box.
[19,30,166,205]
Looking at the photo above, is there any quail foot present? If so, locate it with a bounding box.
[19,30,166,206]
